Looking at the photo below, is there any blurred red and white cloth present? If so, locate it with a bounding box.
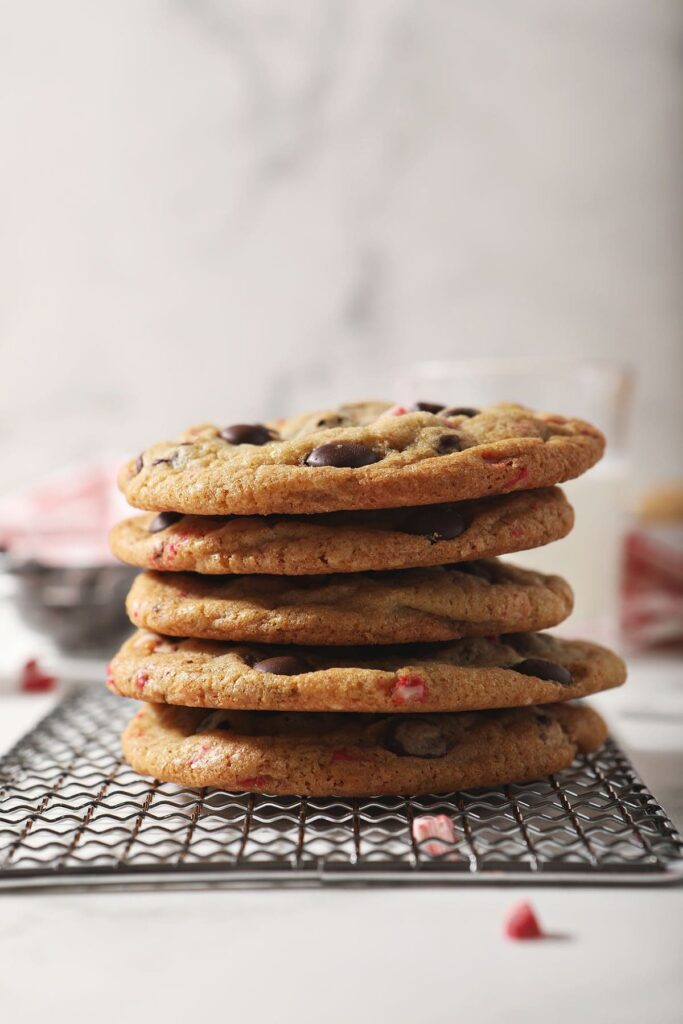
[0,460,129,566]
[621,524,683,651]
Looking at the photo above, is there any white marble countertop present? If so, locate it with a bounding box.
[1,655,682,1023]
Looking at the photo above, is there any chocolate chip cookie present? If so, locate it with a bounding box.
[121,701,607,795]
[109,629,626,713]
[110,487,573,576]
[125,559,574,645]
[118,402,604,516]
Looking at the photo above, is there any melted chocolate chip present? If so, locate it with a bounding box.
[399,505,469,542]
[152,452,179,467]
[135,453,144,474]
[442,406,480,418]
[384,716,448,759]
[411,402,445,414]
[534,713,553,727]
[304,442,382,468]
[220,424,275,446]
[149,511,183,534]
[514,658,572,685]
[316,414,347,429]
[252,655,309,676]
[500,632,534,654]
[435,433,463,455]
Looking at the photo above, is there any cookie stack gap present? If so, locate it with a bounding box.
[109,400,626,797]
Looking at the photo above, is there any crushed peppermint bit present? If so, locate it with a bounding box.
[330,748,360,763]
[504,901,544,940]
[237,774,275,789]
[189,742,215,769]
[20,658,57,693]
[391,674,427,704]
[504,466,529,490]
[412,814,458,857]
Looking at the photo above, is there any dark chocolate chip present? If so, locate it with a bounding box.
[316,414,347,429]
[411,402,445,414]
[435,433,463,455]
[304,442,382,468]
[384,716,448,759]
[441,407,480,418]
[399,505,469,542]
[534,713,553,727]
[152,454,177,467]
[220,424,275,446]
[514,658,573,685]
[135,453,144,474]
[501,632,534,653]
[252,655,309,676]
[149,511,183,533]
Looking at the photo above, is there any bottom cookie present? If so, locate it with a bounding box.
[121,701,606,796]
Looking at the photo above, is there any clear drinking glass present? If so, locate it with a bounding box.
[393,358,634,644]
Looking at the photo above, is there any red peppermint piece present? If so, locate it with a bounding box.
[20,658,57,693]
[136,670,149,691]
[504,466,529,491]
[106,665,121,695]
[387,404,409,416]
[504,901,544,940]
[412,814,457,857]
[237,774,275,789]
[391,674,427,704]
[330,748,360,763]
[189,742,213,768]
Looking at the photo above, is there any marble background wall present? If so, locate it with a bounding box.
[1,0,682,491]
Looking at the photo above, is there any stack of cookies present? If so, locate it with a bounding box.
[108,401,626,796]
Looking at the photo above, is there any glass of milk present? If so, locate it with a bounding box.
[394,358,633,645]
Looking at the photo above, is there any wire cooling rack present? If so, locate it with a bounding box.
[0,688,681,891]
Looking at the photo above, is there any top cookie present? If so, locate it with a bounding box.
[118,401,604,516]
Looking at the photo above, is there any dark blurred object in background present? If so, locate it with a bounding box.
[4,558,135,655]
[0,461,134,658]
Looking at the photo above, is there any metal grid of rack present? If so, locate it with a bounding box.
[0,687,681,891]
